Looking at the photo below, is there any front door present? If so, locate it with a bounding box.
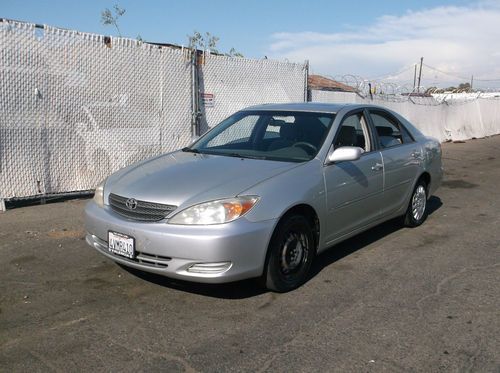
[323,110,384,244]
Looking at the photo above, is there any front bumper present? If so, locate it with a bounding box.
[84,201,276,283]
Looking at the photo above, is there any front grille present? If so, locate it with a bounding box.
[135,252,172,268]
[108,193,177,222]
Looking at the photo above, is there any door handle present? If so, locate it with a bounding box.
[371,163,383,171]
[411,151,422,158]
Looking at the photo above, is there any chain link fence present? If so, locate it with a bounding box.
[199,54,307,132]
[0,20,308,209]
[0,20,194,205]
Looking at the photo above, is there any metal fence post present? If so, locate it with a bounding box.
[304,59,309,102]
[191,49,201,137]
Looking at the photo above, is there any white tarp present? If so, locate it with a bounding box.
[310,89,500,142]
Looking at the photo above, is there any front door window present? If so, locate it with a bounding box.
[334,112,371,152]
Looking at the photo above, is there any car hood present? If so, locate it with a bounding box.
[106,151,301,208]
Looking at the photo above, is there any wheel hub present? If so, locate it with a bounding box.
[280,232,308,274]
[412,185,427,221]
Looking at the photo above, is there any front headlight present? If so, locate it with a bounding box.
[168,196,259,225]
[93,180,106,207]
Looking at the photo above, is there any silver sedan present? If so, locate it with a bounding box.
[85,103,443,292]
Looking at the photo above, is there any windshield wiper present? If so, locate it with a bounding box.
[181,147,200,153]
[226,152,266,160]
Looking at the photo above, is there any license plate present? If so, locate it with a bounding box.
[108,231,135,259]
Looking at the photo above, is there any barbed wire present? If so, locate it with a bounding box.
[319,70,500,106]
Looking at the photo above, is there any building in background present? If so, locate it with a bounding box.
[307,74,357,103]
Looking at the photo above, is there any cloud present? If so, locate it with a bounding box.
[268,2,500,88]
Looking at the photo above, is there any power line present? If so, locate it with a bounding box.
[423,63,500,82]
[367,64,414,80]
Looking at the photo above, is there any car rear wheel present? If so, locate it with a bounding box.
[262,214,315,292]
[404,180,428,227]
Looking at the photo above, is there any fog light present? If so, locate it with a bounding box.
[187,262,232,274]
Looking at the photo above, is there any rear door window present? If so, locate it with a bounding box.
[369,111,414,149]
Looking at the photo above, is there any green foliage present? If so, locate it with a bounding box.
[98,7,244,57]
[187,31,244,57]
[101,4,126,37]
[188,31,220,54]
[426,82,473,93]
[227,47,244,58]
[443,82,472,92]
[458,82,471,91]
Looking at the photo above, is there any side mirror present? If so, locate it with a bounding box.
[327,146,364,164]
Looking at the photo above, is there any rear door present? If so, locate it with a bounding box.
[367,109,423,216]
[323,109,384,243]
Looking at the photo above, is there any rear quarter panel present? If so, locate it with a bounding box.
[422,137,443,196]
[392,110,443,196]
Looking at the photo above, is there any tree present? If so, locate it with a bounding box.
[457,82,471,92]
[227,47,244,58]
[101,4,126,37]
[187,31,244,57]
[188,31,219,54]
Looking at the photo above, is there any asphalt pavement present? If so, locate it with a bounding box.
[1,136,499,372]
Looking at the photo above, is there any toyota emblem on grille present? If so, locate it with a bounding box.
[125,198,138,210]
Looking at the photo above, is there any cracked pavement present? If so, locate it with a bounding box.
[1,136,499,372]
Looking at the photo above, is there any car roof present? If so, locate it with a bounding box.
[243,102,369,114]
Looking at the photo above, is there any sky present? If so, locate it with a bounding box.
[3,0,500,89]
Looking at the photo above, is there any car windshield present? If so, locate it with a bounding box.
[188,110,336,162]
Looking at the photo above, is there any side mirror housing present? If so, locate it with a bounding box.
[327,146,364,164]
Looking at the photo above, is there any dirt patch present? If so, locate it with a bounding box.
[86,261,115,274]
[441,180,478,189]
[47,229,85,239]
[125,285,155,299]
[415,233,450,249]
[257,293,277,310]
[10,255,37,265]
[84,277,111,289]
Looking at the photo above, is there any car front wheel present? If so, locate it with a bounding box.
[263,214,315,292]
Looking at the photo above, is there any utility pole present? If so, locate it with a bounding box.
[413,64,417,92]
[417,57,424,93]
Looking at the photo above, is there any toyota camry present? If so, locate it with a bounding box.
[85,103,442,292]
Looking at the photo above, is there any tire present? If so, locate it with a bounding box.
[404,180,428,227]
[262,214,315,292]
